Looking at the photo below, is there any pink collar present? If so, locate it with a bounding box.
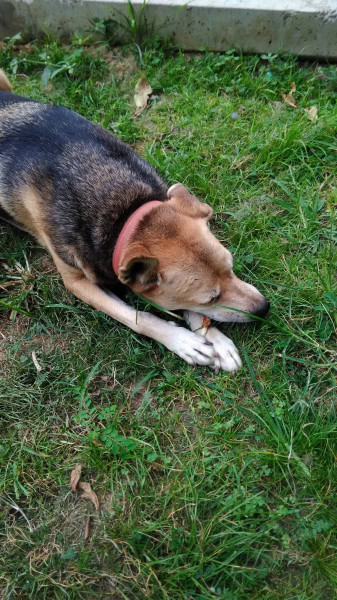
[112,200,162,277]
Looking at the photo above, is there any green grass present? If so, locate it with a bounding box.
[0,35,336,599]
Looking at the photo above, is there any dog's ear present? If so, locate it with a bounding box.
[118,242,159,290]
[167,183,213,221]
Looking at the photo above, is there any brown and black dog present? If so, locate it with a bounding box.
[0,69,269,372]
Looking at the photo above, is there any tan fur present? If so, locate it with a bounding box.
[0,184,44,240]
[0,69,12,92]
[119,191,265,321]
[167,183,213,220]
[20,187,48,241]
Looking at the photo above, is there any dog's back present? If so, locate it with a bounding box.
[0,75,167,286]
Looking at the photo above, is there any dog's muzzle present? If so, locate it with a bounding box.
[254,298,270,318]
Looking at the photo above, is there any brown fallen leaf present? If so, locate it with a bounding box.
[304,106,318,121]
[0,280,22,288]
[281,82,297,108]
[78,481,99,511]
[70,464,82,492]
[90,389,100,397]
[134,76,152,115]
[70,464,99,510]
[229,154,252,171]
[84,516,91,539]
[149,460,164,471]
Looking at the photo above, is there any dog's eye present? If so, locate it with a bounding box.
[205,292,220,304]
[201,292,221,305]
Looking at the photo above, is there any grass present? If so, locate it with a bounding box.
[0,34,337,599]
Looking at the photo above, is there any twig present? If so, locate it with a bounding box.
[32,351,42,372]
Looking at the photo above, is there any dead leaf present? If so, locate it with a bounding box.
[281,82,297,108]
[134,76,152,115]
[70,464,82,492]
[0,280,22,288]
[149,460,163,471]
[78,481,99,511]
[70,465,99,510]
[304,106,318,121]
[84,516,91,539]
[90,389,100,397]
[229,154,252,170]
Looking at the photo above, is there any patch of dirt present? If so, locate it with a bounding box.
[132,140,146,154]
[34,252,56,274]
[0,313,30,363]
[0,311,68,373]
[128,383,155,412]
[100,492,114,514]
[87,45,137,82]
[0,245,67,367]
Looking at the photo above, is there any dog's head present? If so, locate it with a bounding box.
[117,184,269,322]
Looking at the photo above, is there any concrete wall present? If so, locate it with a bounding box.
[0,0,336,58]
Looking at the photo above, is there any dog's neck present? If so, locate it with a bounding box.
[112,200,162,276]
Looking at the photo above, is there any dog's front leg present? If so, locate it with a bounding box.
[184,311,242,373]
[51,252,215,367]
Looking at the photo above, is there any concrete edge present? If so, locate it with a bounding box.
[0,0,336,59]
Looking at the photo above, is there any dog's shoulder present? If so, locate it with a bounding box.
[0,91,168,289]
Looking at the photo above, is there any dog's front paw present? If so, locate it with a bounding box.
[204,327,242,373]
[167,327,215,366]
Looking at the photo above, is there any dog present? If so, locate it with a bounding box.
[0,69,269,372]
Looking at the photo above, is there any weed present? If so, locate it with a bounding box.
[91,0,154,64]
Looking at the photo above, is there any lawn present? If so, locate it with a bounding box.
[0,33,336,599]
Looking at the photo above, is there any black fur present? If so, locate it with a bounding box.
[0,91,168,290]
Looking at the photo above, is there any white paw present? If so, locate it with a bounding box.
[204,327,242,373]
[167,327,215,366]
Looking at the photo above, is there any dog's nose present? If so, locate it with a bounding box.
[254,298,270,318]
